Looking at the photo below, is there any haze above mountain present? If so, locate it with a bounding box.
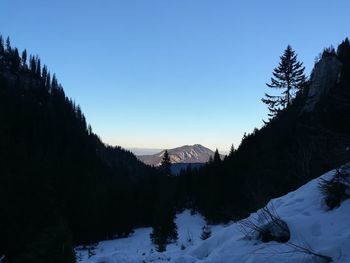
[137,144,224,166]
[127,148,164,156]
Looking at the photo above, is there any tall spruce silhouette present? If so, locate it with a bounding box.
[262,45,306,120]
[160,150,171,175]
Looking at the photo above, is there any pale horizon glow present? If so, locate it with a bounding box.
[1,1,350,152]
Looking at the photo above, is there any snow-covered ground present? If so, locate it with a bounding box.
[76,210,223,263]
[76,166,350,263]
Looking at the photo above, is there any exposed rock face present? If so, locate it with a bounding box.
[303,56,342,112]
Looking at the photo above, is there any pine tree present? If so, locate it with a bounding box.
[36,56,41,77]
[29,55,36,75]
[229,144,235,156]
[5,37,11,52]
[322,46,336,58]
[46,72,51,89]
[21,49,27,67]
[150,207,178,252]
[150,227,167,252]
[52,74,58,89]
[42,65,48,85]
[150,169,178,252]
[160,150,171,175]
[337,38,350,63]
[262,45,306,119]
[0,35,4,55]
[12,48,21,71]
[213,149,221,164]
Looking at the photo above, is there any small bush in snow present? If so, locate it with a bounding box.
[239,205,290,243]
[259,219,290,243]
[88,246,96,258]
[319,168,350,210]
[239,205,333,262]
[200,225,212,240]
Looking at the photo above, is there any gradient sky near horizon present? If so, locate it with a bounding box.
[1,1,350,152]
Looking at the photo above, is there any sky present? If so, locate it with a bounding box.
[1,1,350,152]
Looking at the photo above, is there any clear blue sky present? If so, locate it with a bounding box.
[1,0,349,152]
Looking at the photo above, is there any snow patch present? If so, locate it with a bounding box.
[77,166,350,263]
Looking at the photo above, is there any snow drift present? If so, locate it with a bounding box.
[77,164,350,263]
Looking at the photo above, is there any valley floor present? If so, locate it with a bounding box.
[76,166,350,263]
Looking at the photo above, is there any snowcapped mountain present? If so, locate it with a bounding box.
[137,144,222,166]
[76,164,350,263]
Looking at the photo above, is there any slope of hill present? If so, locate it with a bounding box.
[138,144,222,166]
[179,39,350,223]
[175,165,350,263]
[0,36,161,262]
[76,164,350,263]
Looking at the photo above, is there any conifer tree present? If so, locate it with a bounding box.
[46,72,51,89]
[160,150,171,175]
[150,203,178,252]
[0,36,4,55]
[42,65,48,84]
[321,46,336,59]
[262,45,306,119]
[12,48,21,71]
[5,37,11,52]
[213,149,221,164]
[229,144,235,156]
[36,56,41,77]
[52,73,58,89]
[21,49,27,67]
[29,55,36,75]
[337,38,350,63]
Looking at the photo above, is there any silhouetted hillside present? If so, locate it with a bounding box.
[176,39,350,223]
[0,36,165,262]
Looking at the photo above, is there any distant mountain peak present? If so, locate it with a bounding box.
[137,144,223,166]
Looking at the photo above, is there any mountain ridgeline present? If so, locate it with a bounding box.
[1,35,350,262]
[138,144,219,166]
[137,144,224,174]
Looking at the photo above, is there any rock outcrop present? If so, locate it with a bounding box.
[303,56,342,112]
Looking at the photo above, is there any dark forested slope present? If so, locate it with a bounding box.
[176,39,350,223]
[0,36,163,262]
